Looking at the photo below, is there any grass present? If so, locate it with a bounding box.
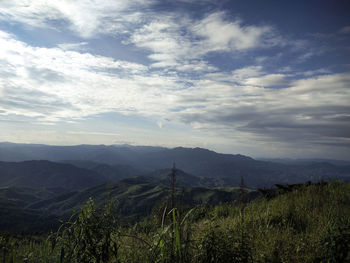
[1,181,349,262]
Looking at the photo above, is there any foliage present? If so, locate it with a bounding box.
[50,198,120,263]
[1,181,349,262]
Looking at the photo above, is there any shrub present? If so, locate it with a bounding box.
[50,198,120,263]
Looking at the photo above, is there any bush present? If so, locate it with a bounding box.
[50,198,120,263]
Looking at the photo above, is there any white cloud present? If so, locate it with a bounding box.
[232,66,263,80]
[192,12,274,52]
[67,131,120,136]
[129,16,195,70]
[244,74,289,87]
[203,66,265,84]
[298,68,331,77]
[2,30,349,137]
[57,42,88,51]
[177,73,350,144]
[1,2,286,75]
[0,0,349,159]
[0,0,152,37]
[0,30,166,122]
[128,11,283,72]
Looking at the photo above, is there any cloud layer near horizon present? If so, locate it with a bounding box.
[0,0,349,158]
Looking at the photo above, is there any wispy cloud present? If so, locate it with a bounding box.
[0,0,152,37]
[67,131,121,136]
[0,1,349,158]
[1,29,349,152]
[57,42,88,51]
[0,30,155,122]
[244,74,290,87]
[129,11,284,71]
[338,26,350,34]
[176,73,350,149]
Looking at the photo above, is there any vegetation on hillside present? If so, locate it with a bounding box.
[0,173,259,232]
[1,181,349,262]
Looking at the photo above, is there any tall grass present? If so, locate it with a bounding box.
[1,182,349,262]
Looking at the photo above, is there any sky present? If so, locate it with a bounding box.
[0,0,349,160]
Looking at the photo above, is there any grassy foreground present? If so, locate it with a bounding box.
[1,182,349,263]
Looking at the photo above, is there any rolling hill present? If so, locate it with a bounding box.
[0,173,259,231]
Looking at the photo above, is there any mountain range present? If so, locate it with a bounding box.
[1,142,349,232]
[1,142,349,188]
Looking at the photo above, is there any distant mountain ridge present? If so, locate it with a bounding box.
[0,142,167,165]
[1,142,349,233]
[258,158,350,166]
[0,160,106,190]
[1,142,349,188]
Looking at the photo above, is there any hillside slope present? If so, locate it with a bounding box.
[1,182,348,262]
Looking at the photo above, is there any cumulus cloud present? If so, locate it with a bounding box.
[192,12,274,51]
